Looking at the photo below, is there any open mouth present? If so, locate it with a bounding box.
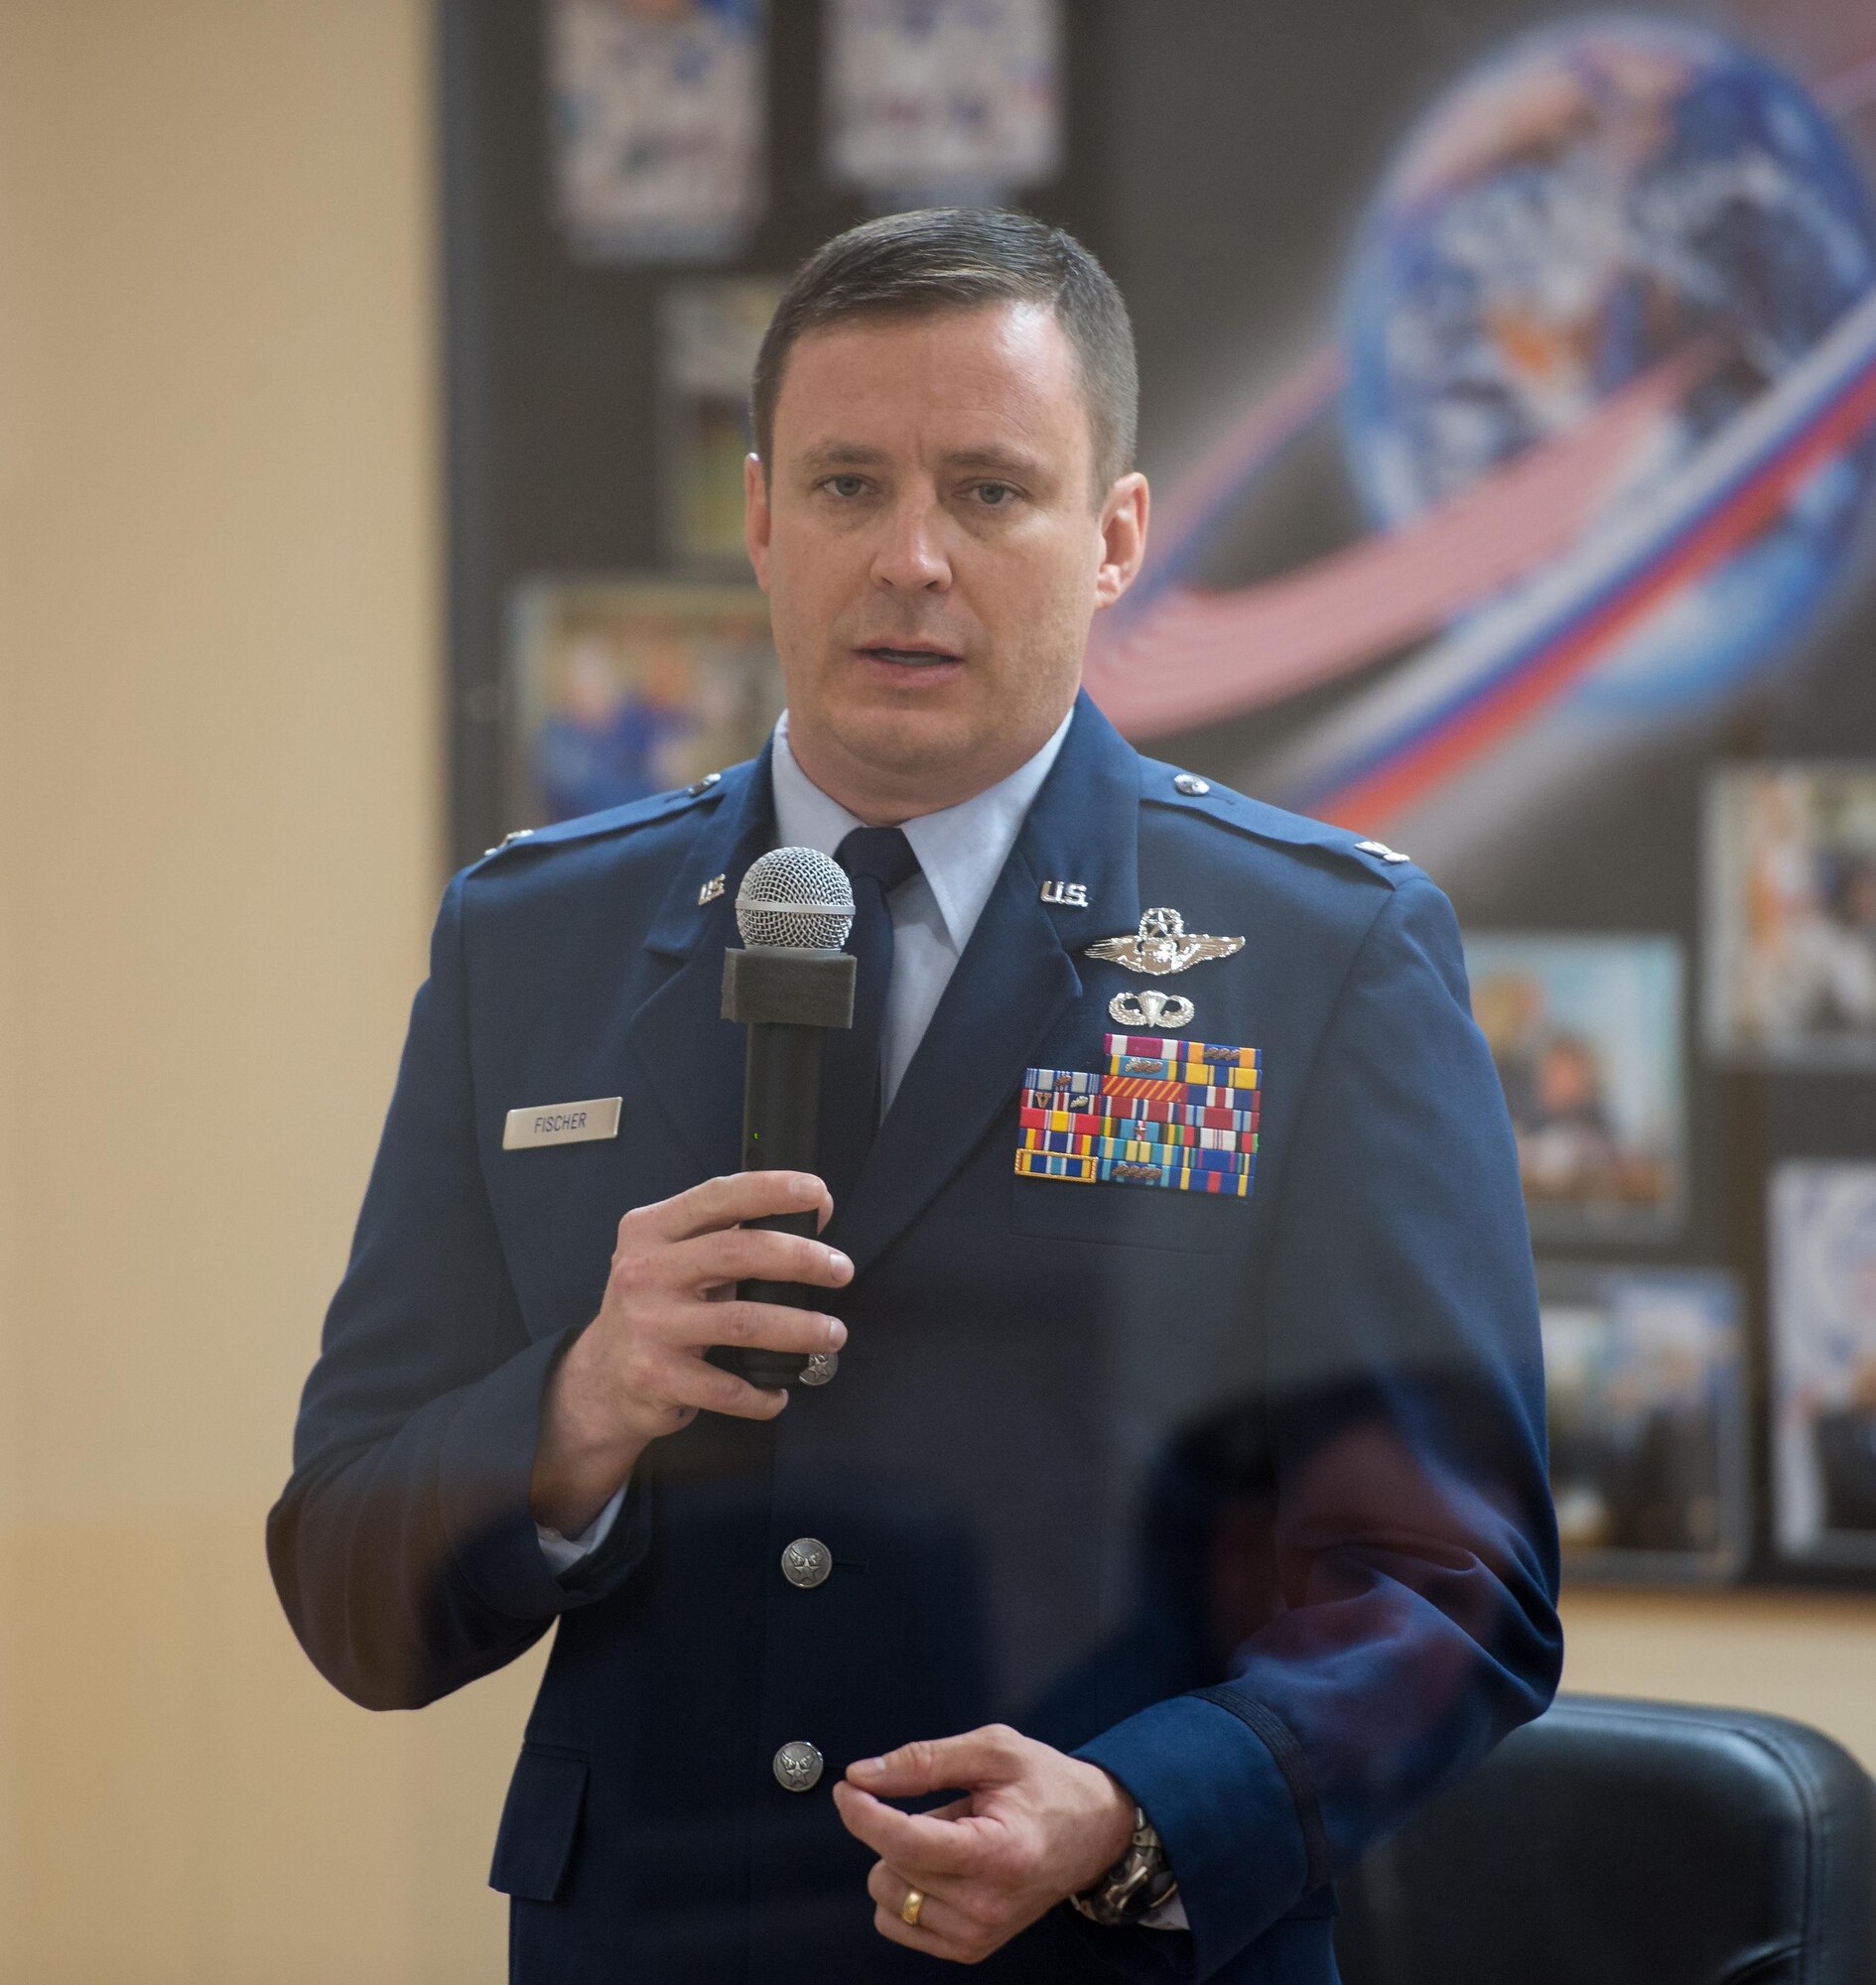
[857,645,962,668]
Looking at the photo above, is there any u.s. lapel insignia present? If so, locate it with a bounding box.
[1085,908,1244,1028]
[698,872,727,905]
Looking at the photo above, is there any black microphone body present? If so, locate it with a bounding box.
[718,939,856,1386]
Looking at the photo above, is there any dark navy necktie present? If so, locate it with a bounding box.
[818,826,920,1214]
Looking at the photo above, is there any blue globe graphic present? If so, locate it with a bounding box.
[1340,17,1876,711]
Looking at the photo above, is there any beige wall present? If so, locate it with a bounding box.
[0,4,536,1980]
[1561,1587,1876,1764]
[0,5,1872,1981]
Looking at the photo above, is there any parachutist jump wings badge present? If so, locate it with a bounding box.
[1085,908,1245,1029]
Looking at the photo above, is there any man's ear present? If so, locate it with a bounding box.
[1093,471,1149,610]
[744,453,772,591]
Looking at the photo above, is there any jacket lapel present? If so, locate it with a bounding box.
[623,745,778,1181]
[832,694,1143,1275]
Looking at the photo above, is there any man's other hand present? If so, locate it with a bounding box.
[529,1171,850,1535]
[832,1724,1139,1963]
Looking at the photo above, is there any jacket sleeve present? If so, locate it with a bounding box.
[266,874,649,1711]
[1074,873,1563,1980]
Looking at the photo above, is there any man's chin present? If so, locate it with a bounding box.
[828,703,983,777]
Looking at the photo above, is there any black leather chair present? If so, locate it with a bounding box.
[1335,1693,1876,1985]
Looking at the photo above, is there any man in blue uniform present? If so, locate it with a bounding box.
[269,208,1561,1982]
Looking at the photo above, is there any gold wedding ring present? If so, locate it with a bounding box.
[900,1888,925,1928]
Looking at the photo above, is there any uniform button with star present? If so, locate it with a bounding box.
[779,1537,832,1589]
[772,1740,824,1791]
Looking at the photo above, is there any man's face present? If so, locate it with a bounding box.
[745,302,1146,819]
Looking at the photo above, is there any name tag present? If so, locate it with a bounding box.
[502,1097,622,1150]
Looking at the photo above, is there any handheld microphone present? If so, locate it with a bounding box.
[717,847,858,1387]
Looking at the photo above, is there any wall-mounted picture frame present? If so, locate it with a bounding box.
[1704,763,1876,1070]
[503,577,782,832]
[1771,1160,1876,1570]
[824,0,1060,204]
[1539,1262,1749,1584]
[547,0,767,264]
[1465,932,1686,1243]
[658,277,784,570]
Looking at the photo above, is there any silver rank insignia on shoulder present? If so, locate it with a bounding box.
[1355,838,1410,863]
[1085,907,1245,1030]
[1039,879,1088,907]
[698,872,727,905]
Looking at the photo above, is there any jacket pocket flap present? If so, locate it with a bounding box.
[488,1745,588,1902]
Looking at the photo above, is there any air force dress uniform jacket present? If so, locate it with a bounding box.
[268,693,1562,1985]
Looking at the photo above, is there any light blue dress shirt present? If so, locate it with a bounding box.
[768,704,1075,1116]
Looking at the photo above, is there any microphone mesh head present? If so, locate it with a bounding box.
[736,846,856,950]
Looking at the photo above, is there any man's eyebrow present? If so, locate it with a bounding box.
[944,447,1050,481]
[795,442,1054,480]
[798,443,889,472]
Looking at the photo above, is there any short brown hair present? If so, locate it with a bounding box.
[751,207,1138,499]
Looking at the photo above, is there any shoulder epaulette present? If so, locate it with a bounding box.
[1138,756,1422,885]
[468,769,728,873]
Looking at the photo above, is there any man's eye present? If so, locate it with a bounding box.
[973,482,1017,506]
[826,474,867,499]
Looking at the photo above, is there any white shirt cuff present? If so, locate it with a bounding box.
[1139,1889,1188,1929]
[535,1483,628,1574]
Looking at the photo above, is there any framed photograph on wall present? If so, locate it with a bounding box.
[824,0,1061,203]
[1771,1160,1876,1570]
[1704,763,1876,1069]
[1539,1263,1748,1584]
[547,0,766,263]
[503,577,782,832]
[1465,933,1686,1242]
[659,278,785,570]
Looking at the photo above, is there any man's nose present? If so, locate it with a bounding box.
[870,494,952,592]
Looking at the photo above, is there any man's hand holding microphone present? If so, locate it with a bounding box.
[529,1169,850,1538]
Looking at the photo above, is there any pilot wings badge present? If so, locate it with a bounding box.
[1084,908,1245,1030]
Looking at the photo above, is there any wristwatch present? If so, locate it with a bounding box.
[1070,1804,1179,1924]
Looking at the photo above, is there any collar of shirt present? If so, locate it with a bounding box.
[768,705,1075,954]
